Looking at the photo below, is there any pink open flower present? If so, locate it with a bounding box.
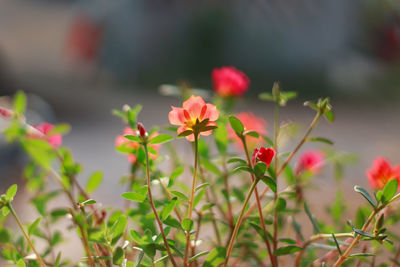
[212,66,250,97]
[168,95,219,141]
[367,157,400,190]
[33,123,63,148]
[252,147,275,167]
[295,150,325,175]
[228,112,267,149]
[115,127,160,163]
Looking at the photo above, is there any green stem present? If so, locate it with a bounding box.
[7,203,47,267]
[144,144,178,267]
[224,178,260,267]
[272,101,280,265]
[241,136,276,267]
[184,133,199,267]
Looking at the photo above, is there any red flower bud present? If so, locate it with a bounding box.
[137,122,146,137]
[252,147,276,167]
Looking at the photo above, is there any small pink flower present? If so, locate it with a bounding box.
[212,66,250,97]
[252,147,275,167]
[115,127,160,163]
[0,107,13,118]
[168,95,219,141]
[367,157,400,190]
[295,150,325,175]
[33,123,63,148]
[228,112,267,149]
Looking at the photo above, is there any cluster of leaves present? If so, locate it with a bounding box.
[0,83,399,267]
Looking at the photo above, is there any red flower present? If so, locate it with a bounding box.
[228,112,267,149]
[115,127,160,163]
[367,157,400,190]
[168,95,219,141]
[295,150,324,175]
[0,107,13,118]
[212,66,250,97]
[32,123,63,148]
[252,147,276,167]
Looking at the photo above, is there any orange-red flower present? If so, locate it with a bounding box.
[252,147,275,167]
[115,127,160,163]
[168,95,219,141]
[30,123,62,148]
[228,112,267,149]
[212,66,250,97]
[295,150,324,175]
[367,157,400,190]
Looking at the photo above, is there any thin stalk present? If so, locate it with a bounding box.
[191,212,203,267]
[241,136,276,267]
[184,133,199,267]
[272,101,280,264]
[243,111,323,220]
[224,178,259,267]
[7,203,47,267]
[144,145,178,267]
[222,157,234,232]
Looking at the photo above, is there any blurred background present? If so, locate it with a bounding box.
[1,0,400,259]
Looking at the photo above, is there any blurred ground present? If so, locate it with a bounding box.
[1,0,400,263]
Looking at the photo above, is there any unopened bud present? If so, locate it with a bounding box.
[122,104,131,112]
[0,107,13,118]
[137,122,146,137]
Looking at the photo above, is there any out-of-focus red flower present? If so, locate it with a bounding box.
[228,112,267,149]
[168,95,219,141]
[212,66,250,97]
[252,147,275,167]
[65,15,102,64]
[0,107,13,118]
[115,127,160,163]
[295,150,324,175]
[367,157,400,190]
[32,123,63,148]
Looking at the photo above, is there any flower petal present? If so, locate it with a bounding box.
[183,95,206,119]
[169,106,186,125]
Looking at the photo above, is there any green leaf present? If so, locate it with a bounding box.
[304,201,320,234]
[86,171,103,194]
[243,130,259,138]
[233,166,254,174]
[81,199,96,205]
[17,259,26,267]
[182,218,193,232]
[201,159,221,175]
[49,123,71,135]
[148,134,174,144]
[5,184,17,201]
[347,253,375,259]
[163,216,182,229]
[248,222,267,241]
[28,217,42,236]
[273,245,302,256]
[170,191,189,201]
[178,130,193,138]
[229,116,244,136]
[113,247,124,265]
[382,179,398,204]
[324,110,335,123]
[254,162,267,178]
[259,92,274,101]
[195,183,210,192]
[203,247,226,267]
[276,198,286,212]
[124,135,141,142]
[14,91,26,115]
[260,176,277,193]
[331,233,342,255]
[121,191,147,202]
[110,215,127,242]
[161,197,177,221]
[227,158,247,165]
[279,238,297,244]
[354,186,376,208]
[189,251,209,262]
[307,137,334,145]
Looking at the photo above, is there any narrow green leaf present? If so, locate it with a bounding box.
[307,137,334,145]
[14,91,26,115]
[203,247,226,267]
[28,217,42,236]
[81,199,96,205]
[324,110,335,123]
[124,135,141,142]
[214,124,227,154]
[331,233,342,255]
[195,183,210,192]
[227,158,247,165]
[113,247,124,265]
[161,197,177,221]
[259,92,274,101]
[260,176,277,193]
[304,201,320,234]
[121,191,147,202]
[243,130,259,138]
[229,116,244,136]
[276,198,286,212]
[17,259,26,267]
[382,179,398,204]
[348,253,375,258]
[170,191,189,201]
[354,186,376,208]
[254,162,267,178]
[86,171,103,194]
[148,134,174,144]
[178,130,193,137]
[273,245,302,256]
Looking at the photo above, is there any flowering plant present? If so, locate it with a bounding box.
[0,67,400,267]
